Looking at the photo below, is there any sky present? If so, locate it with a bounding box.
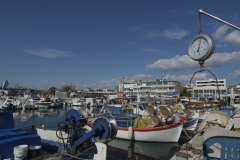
[1,1,240,90]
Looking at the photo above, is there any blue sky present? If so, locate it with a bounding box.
[1,1,240,90]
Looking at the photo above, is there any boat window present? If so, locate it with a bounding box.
[122,109,133,114]
[106,106,122,115]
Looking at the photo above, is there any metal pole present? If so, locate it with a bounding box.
[199,9,240,31]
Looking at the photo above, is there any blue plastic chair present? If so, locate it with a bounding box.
[203,136,240,160]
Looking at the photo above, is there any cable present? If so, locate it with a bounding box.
[182,128,192,139]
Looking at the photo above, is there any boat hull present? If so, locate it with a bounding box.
[87,121,183,142]
[35,102,51,109]
[117,125,183,142]
[182,112,199,135]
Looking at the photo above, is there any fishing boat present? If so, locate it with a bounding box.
[49,99,64,108]
[0,97,22,110]
[131,96,200,136]
[35,109,118,160]
[221,88,240,109]
[0,111,41,159]
[1,108,118,160]
[34,98,52,109]
[111,101,199,138]
[87,105,184,142]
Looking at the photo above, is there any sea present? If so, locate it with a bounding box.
[13,107,188,160]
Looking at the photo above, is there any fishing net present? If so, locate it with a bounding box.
[133,116,153,128]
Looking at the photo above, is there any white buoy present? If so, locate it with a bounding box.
[128,126,133,139]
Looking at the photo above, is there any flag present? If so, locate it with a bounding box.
[3,80,9,88]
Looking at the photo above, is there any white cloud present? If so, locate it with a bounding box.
[146,51,240,72]
[212,25,229,40]
[58,82,66,85]
[146,27,190,40]
[206,51,240,67]
[223,30,240,45]
[164,73,208,84]
[19,48,75,58]
[212,25,240,46]
[146,55,197,72]
[124,74,153,82]
[229,70,240,78]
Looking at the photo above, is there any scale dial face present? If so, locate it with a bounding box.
[188,34,215,61]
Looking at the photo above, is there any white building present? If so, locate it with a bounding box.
[236,84,240,91]
[190,78,227,99]
[118,78,177,98]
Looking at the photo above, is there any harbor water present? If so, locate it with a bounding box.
[14,107,187,160]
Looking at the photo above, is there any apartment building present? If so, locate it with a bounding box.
[118,78,177,98]
[190,78,227,99]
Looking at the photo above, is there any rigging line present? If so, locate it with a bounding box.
[182,128,192,139]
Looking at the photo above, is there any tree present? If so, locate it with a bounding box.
[175,80,191,97]
[174,80,182,96]
[48,86,56,97]
[34,89,43,97]
[61,85,75,97]
[180,87,191,97]
[88,88,94,91]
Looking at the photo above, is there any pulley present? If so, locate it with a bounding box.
[65,109,88,126]
[92,117,118,140]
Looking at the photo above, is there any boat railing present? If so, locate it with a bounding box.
[105,114,134,128]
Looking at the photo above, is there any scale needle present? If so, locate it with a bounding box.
[197,40,201,52]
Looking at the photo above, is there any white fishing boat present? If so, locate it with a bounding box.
[0,97,22,110]
[87,105,184,142]
[34,98,52,109]
[183,112,199,133]
[17,92,40,110]
[115,121,183,142]
[155,103,199,137]
[221,88,240,109]
[49,99,64,108]
[34,101,52,109]
[127,101,200,137]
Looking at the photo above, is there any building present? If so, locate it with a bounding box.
[190,78,227,99]
[236,84,240,91]
[118,78,177,98]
